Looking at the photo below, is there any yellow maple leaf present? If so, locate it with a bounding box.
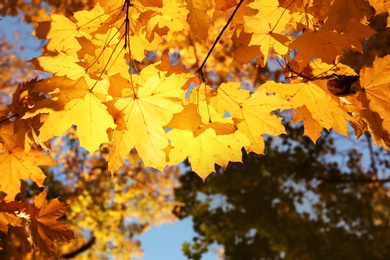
[35,4,109,57]
[166,104,249,179]
[0,148,56,200]
[244,15,290,66]
[211,82,286,154]
[30,51,86,80]
[109,66,191,172]
[147,0,189,33]
[248,0,292,33]
[24,77,115,153]
[263,80,351,142]
[38,92,115,153]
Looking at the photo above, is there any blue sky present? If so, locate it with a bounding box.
[138,218,217,260]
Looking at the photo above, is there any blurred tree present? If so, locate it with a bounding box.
[0,0,96,22]
[0,128,181,259]
[174,125,390,260]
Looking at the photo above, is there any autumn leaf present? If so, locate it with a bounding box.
[33,4,110,57]
[291,105,323,141]
[263,80,352,141]
[24,77,115,153]
[166,104,249,179]
[243,0,291,66]
[324,0,372,32]
[247,0,292,33]
[0,201,25,232]
[187,0,213,42]
[243,15,290,65]
[29,192,74,259]
[30,51,86,80]
[211,82,287,154]
[0,148,56,200]
[108,64,191,172]
[352,56,390,150]
[289,30,347,66]
[147,0,189,33]
[0,192,74,258]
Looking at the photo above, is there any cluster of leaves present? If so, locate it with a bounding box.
[1,129,181,259]
[0,190,74,258]
[174,126,390,259]
[1,0,390,258]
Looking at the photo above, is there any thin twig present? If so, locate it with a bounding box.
[61,236,96,259]
[364,131,378,177]
[196,0,244,79]
[0,114,18,124]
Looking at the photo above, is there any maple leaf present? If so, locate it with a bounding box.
[108,64,191,172]
[187,0,213,42]
[289,30,347,66]
[352,56,390,149]
[243,15,290,66]
[22,190,75,259]
[291,105,323,141]
[0,200,25,232]
[147,0,189,33]
[263,80,352,142]
[38,92,115,153]
[24,77,115,153]
[248,0,292,33]
[30,51,86,80]
[324,0,372,32]
[211,82,287,154]
[166,104,249,179]
[0,148,56,200]
[33,4,109,57]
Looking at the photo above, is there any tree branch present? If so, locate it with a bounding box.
[316,176,390,184]
[364,131,378,177]
[196,0,244,80]
[61,236,96,259]
[0,114,18,124]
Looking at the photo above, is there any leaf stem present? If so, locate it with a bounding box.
[0,114,18,124]
[196,0,244,80]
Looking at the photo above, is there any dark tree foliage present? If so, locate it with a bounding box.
[174,126,390,260]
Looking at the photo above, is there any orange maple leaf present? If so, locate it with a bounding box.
[352,56,390,150]
[7,190,75,259]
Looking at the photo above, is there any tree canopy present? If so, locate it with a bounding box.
[1,0,390,258]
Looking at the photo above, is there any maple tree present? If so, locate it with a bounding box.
[1,0,390,258]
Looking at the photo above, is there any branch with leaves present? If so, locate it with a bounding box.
[1,0,390,258]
